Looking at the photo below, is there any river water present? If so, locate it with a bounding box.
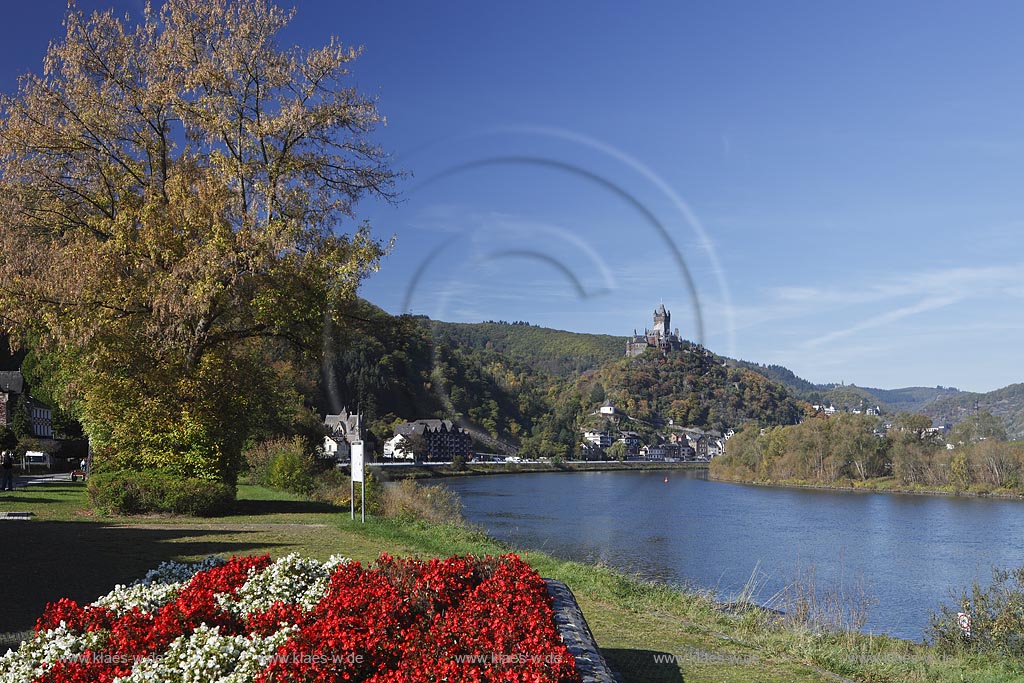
[441,469,1024,641]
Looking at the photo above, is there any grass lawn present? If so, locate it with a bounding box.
[2,480,1023,683]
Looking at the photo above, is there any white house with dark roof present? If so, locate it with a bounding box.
[386,419,473,461]
[0,371,53,438]
[323,408,362,461]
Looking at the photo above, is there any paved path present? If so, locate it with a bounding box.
[2,472,78,490]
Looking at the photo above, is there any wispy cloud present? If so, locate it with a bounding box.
[799,295,961,349]
[706,261,1024,387]
[772,264,1024,306]
[722,263,1024,335]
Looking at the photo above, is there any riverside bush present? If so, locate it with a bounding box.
[378,479,465,525]
[88,470,234,516]
[931,566,1024,657]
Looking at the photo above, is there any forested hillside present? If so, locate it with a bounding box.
[728,360,820,395]
[923,384,1024,440]
[324,302,548,453]
[430,321,624,377]
[859,385,962,413]
[323,305,806,456]
[597,344,803,430]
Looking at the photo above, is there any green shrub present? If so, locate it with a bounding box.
[88,470,234,516]
[244,436,318,495]
[242,439,276,486]
[266,440,316,495]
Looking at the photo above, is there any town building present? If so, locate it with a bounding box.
[322,435,345,461]
[0,371,24,430]
[626,303,684,356]
[0,371,53,438]
[383,434,413,460]
[582,430,614,449]
[640,443,668,460]
[323,408,362,461]
[617,431,642,456]
[385,419,473,461]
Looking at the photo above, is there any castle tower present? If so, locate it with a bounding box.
[626,302,681,357]
[653,303,670,337]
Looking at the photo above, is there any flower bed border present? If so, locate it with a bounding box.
[545,580,616,683]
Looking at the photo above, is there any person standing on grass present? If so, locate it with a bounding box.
[1,449,14,491]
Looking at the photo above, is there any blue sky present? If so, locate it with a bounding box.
[3,2,1024,393]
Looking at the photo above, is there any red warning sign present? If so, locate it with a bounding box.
[957,612,971,637]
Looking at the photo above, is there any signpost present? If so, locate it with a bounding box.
[350,441,365,523]
[957,612,971,639]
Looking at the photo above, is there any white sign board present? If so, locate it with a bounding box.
[350,441,364,483]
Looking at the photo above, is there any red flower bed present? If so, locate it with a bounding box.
[12,554,581,683]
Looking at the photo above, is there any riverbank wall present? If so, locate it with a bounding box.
[368,460,708,481]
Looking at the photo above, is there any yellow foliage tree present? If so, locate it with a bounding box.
[0,0,396,483]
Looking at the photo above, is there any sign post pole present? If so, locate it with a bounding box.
[351,441,365,523]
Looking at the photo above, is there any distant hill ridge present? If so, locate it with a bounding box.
[921,383,1024,440]
[426,318,1023,440]
[729,357,966,414]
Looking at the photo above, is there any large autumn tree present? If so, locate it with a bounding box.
[0,0,396,483]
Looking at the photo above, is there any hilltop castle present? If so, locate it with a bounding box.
[626,303,683,357]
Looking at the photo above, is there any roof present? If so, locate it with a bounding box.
[24,395,51,410]
[395,419,463,436]
[0,371,24,394]
[324,409,361,442]
[0,371,23,393]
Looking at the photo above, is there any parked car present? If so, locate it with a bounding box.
[23,450,52,471]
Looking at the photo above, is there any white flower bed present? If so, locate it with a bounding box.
[218,553,348,616]
[0,624,105,681]
[95,556,228,616]
[112,624,298,683]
